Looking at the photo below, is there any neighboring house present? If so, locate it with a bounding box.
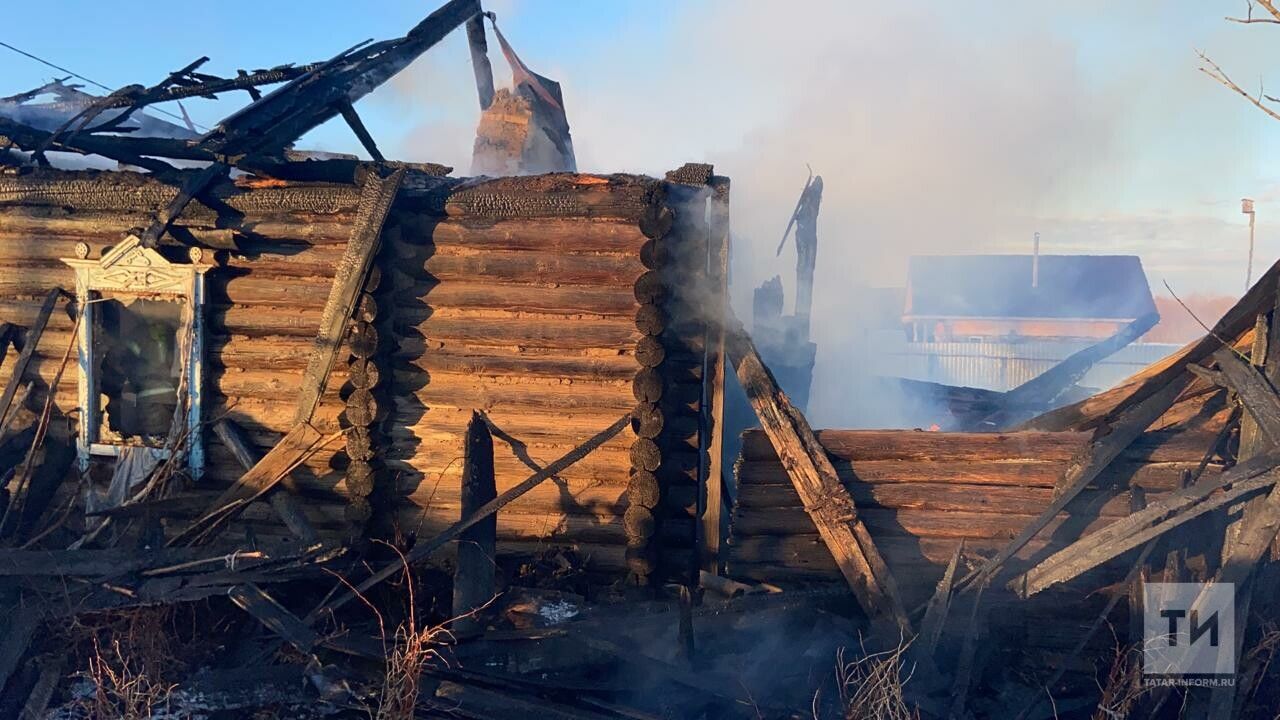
[903,254,1157,342]
[870,254,1174,393]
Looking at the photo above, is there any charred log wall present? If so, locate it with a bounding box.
[0,168,723,579]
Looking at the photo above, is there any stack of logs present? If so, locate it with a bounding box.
[341,263,386,535]
[624,163,718,585]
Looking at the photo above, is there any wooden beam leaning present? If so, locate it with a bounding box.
[305,413,630,624]
[1013,451,1280,597]
[961,374,1190,591]
[0,288,65,431]
[213,419,319,545]
[1207,327,1280,715]
[137,162,229,249]
[1000,311,1159,415]
[294,166,404,425]
[168,422,329,547]
[1208,349,1280,587]
[725,316,911,633]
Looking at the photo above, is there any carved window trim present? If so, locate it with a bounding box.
[61,236,210,477]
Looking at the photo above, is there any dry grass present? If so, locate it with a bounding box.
[375,621,452,720]
[74,637,175,720]
[834,640,920,720]
[346,539,454,720]
[1091,643,1146,720]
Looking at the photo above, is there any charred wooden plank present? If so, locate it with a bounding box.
[725,316,910,633]
[999,311,1159,415]
[295,167,403,424]
[213,418,319,545]
[0,601,40,697]
[465,14,496,110]
[919,542,961,659]
[137,163,229,248]
[169,421,329,546]
[228,583,319,653]
[700,176,730,574]
[0,288,63,431]
[1014,451,1280,597]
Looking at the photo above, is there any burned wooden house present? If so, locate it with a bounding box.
[2,1,1280,717]
[0,163,733,585]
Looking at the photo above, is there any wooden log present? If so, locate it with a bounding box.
[404,316,641,350]
[726,318,910,632]
[735,480,1150,517]
[730,505,1122,541]
[393,217,648,254]
[739,427,1227,465]
[296,168,404,424]
[453,412,496,637]
[440,174,661,221]
[418,249,645,287]
[0,172,363,219]
[394,345,640,381]
[736,458,1216,492]
[390,276,640,318]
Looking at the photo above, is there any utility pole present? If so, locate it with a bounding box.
[1243,198,1256,291]
[1032,231,1040,288]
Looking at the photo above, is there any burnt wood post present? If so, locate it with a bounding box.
[452,411,496,637]
[791,175,822,338]
[306,414,630,623]
[700,176,730,574]
[725,313,911,633]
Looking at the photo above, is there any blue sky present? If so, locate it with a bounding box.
[11,1,1280,425]
[6,1,1280,297]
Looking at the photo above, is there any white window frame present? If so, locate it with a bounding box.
[61,236,209,477]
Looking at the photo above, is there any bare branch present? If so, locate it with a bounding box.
[1197,50,1280,123]
[1227,0,1280,23]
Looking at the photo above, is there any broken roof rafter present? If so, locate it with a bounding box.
[1,0,483,173]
